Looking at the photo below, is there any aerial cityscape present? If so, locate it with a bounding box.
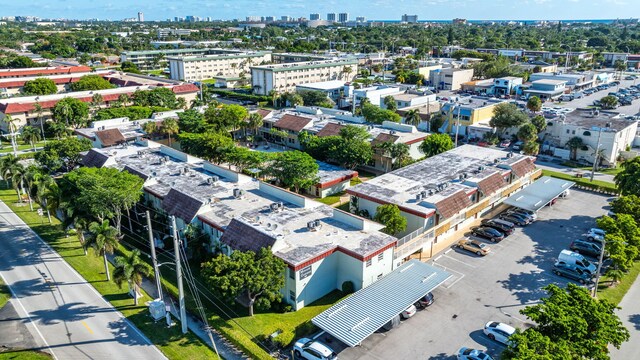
[1,2,640,360]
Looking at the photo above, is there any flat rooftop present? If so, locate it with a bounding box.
[551,109,632,131]
[296,80,346,91]
[442,97,505,110]
[0,70,111,86]
[348,145,535,217]
[75,118,158,142]
[96,143,395,266]
[251,58,358,71]
[531,79,567,85]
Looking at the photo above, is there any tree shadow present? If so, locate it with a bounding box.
[427,353,456,360]
[628,314,640,331]
[108,319,152,346]
[27,302,117,326]
[468,329,505,356]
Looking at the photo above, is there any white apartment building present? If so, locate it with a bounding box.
[251,59,358,95]
[168,51,272,82]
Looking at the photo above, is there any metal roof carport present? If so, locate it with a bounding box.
[503,176,575,212]
[311,260,451,347]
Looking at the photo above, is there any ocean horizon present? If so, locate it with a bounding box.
[371,19,632,24]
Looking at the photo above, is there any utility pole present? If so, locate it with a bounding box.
[590,123,610,182]
[146,211,162,301]
[592,238,607,298]
[170,215,188,334]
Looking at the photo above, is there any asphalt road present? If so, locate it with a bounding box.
[328,190,611,359]
[0,200,167,360]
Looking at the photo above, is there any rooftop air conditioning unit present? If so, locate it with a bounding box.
[270,202,282,212]
[494,158,500,164]
[182,167,189,175]
[151,171,157,177]
[421,190,427,198]
[478,166,485,171]
[416,193,423,201]
[233,188,245,199]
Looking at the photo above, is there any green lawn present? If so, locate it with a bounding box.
[541,169,618,193]
[0,185,218,360]
[597,260,640,305]
[0,277,10,310]
[0,140,47,154]
[316,191,345,206]
[560,161,623,176]
[0,351,53,360]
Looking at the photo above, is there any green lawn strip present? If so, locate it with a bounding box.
[0,186,217,360]
[0,140,48,153]
[597,260,640,306]
[0,277,10,310]
[315,192,345,206]
[0,350,53,359]
[541,169,618,193]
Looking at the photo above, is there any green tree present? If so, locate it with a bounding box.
[269,151,319,193]
[246,113,264,138]
[160,118,179,146]
[506,283,629,359]
[420,133,454,157]
[298,90,334,107]
[61,167,143,233]
[615,157,640,196]
[142,121,157,136]
[201,248,286,316]
[52,97,89,128]
[526,96,542,112]
[85,220,119,281]
[178,110,208,133]
[120,61,141,74]
[523,141,540,156]
[361,103,401,124]
[35,137,92,173]
[610,195,640,223]
[22,78,57,95]
[404,109,422,127]
[21,126,42,151]
[600,95,619,110]
[204,104,248,134]
[112,249,151,305]
[383,95,397,111]
[132,88,178,108]
[503,329,573,360]
[531,115,547,133]
[69,75,115,91]
[429,113,446,133]
[565,136,584,161]
[517,123,538,143]
[490,103,529,132]
[178,132,235,164]
[374,204,407,235]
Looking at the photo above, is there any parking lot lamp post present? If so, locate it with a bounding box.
[454,101,462,147]
[592,238,607,298]
[590,123,610,182]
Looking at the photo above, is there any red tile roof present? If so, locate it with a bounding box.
[0,66,91,79]
[0,77,83,89]
[510,157,536,178]
[371,133,399,146]
[477,172,507,197]
[274,114,312,132]
[0,92,129,114]
[256,109,272,118]
[171,84,199,94]
[316,122,345,137]
[95,128,126,147]
[435,190,473,219]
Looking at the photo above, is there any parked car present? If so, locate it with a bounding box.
[293,338,338,360]
[401,304,417,319]
[457,239,491,256]
[587,228,605,241]
[512,141,524,151]
[499,212,530,226]
[499,139,511,148]
[507,208,537,221]
[471,226,505,242]
[570,239,606,258]
[552,262,594,285]
[483,321,516,345]
[415,292,434,309]
[457,347,494,360]
[481,219,515,235]
[557,249,598,275]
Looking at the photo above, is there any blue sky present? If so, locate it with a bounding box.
[2,0,638,21]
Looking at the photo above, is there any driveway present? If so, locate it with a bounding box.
[323,190,611,359]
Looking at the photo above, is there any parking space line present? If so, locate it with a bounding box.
[440,254,477,268]
[431,263,465,289]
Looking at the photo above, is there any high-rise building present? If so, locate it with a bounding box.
[310,13,320,20]
[265,16,275,22]
[356,16,366,22]
[246,16,261,22]
[338,13,349,23]
[327,13,336,22]
[137,12,144,22]
[281,16,292,22]
[401,14,418,23]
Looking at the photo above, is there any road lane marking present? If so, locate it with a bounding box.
[81,321,94,334]
[0,272,59,360]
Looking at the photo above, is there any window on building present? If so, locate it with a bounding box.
[299,265,312,280]
[572,130,576,135]
[366,259,372,267]
[583,131,591,136]
[377,273,383,280]
[566,129,570,134]
[289,290,296,301]
[289,267,295,279]
[378,253,384,261]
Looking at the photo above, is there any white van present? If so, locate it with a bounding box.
[557,250,597,275]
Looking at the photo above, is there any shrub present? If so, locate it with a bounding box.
[272,331,293,349]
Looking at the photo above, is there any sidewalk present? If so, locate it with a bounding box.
[106,253,249,360]
[534,159,615,184]
[609,274,640,359]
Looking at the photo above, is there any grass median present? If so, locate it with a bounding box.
[541,169,619,193]
[597,260,640,306]
[0,185,217,360]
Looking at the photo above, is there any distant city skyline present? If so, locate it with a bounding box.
[1,0,638,21]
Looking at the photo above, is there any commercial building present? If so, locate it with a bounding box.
[429,68,474,91]
[347,145,539,264]
[0,69,111,95]
[390,91,437,109]
[353,85,403,107]
[84,141,397,310]
[0,84,198,132]
[439,97,506,138]
[296,80,349,101]
[492,76,523,96]
[541,109,637,166]
[137,12,144,22]
[250,58,358,95]
[518,61,558,74]
[401,14,418,23]
[327,13,336,22]
[523,79,567,101]
[460,79,495,94]
[167,51,272,84]
[338,13,349,23]
[121,48,245,71]
[529,72,594,91]
[157,28,194,39]
[309,13,320,20]
[0,65,91,79]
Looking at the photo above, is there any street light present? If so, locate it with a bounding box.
[560,44,572,72]
[590,122,611,182]
[592,238,606,298]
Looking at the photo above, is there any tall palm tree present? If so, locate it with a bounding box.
[30,170,56,223]
[566,136,584,161]
[404,109,422,127]
[142,122,157,137]
[85,220,119,281]
[21,126,42,151]
[91,93,104,117]
[4,114,19,156]
[33,102,46,145]
[268,90,279,108]
[160,118,179,146]
[0,154,18,187]
[247,113,263,137]
[118,94,130,107]
[112,249,151,305]
[9,163,27,205]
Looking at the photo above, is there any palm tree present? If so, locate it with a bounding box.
[176,97,187,110]
[9,163,27,205]
[404,109,422,127]
[30,170,56,223]
[142,122,157,137]
[606,267,624,286]
[566,136,584,161]
[112,249,151,305]
[49,122,69,140]
[91,93,104,117]
[118,94,130,107]
[341,66,353,80]
[85,220,119,281]
[0,154,18,187]
[268,90,279,108]
[4,114,19,156]
[33,102,46,145]
[21,126,42,151]
[160,118,179,146]
[247,113,263,137]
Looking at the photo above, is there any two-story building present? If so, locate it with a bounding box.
[492,76,523,96]
[429,68,474,91]
[523,79,567,101]
[439,97,506,138]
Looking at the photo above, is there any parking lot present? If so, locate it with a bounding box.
[317,190,611,360]
[555,76,640,115]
